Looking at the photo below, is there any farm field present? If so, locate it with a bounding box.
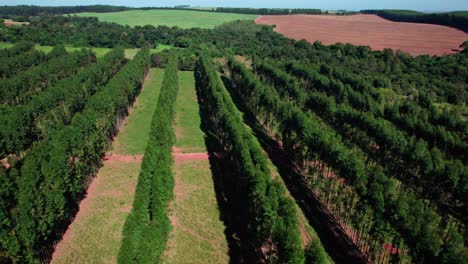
[256,14,468,56]
[163,71,229,263]
[75,10,258,28]
[50,67,162,263]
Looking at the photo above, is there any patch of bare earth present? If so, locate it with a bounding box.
[256,14,468,56]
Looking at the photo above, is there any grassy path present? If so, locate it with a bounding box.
[112,68,165,155]
[163,71,229,263]
[50,68,164,264]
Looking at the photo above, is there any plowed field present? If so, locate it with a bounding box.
[256,14,468,56]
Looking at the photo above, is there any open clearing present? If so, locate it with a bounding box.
[163,71,229,263]
[256,14,468,56]
[51,68,162,264]
[75,10,257,29]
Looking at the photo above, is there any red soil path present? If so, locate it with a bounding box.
[255,14,468,56]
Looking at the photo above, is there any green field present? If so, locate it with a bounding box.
[163,71,229,263]
[163,160,229,263]
[174,71,206,152]
[0,42,172,58]
[74,10,257,29]
[112,68,165,155]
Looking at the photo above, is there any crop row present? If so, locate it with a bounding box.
[119,52,179,264]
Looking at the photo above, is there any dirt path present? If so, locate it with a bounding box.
[256,14,468,56]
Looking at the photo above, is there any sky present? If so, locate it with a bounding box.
[2,0,468,12]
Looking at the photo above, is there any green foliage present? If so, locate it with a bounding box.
[305,239,328,264]
[0,48,47,78]
[0,48,126,158]
[119,52,179,263]
[215,7,321,15]
[2,48,150,263]
[75,9,257,29]
[0,48,95,105]
[361,9,468,32]
[249,58,466,262]
[196,55,304,263]
[0,41,33,58]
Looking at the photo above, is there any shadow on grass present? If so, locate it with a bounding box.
[220,75,369,264]
[195,75,260,264]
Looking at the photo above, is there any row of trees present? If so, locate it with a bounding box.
[229,58,466,263]
[361,9,468,33]
[0,49,150,263]
[215,7,321,15]
[384,102,467,160]
[0,47,95,105]
[0,48,126,159]
[0,41,33,58]
[288,61,467,161]
[283,62,467,219]
[196,55,312,263]
[228,58,404,263]
[119,52,179,263]
[0,5,133,17]
[0,47,49,79]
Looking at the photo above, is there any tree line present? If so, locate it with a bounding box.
[0,41,33,58]
[229,58,466,263]
[284,62,467,219]
[0,45,50,79]
[119,52,178,264]
[196,54,317,263]
[0,47,126,160]
[215,7,321,15]
[0,48,150,263]
[0,47,95,105]
[361,9,468,33]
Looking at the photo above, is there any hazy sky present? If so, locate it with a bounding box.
[3,0,468,12]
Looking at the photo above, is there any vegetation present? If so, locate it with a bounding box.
[75,10,258,29]
[0,48,149,263]
[248,59,466,262]
[361,9,468,32]
[119,52,179,263]
[0,48,126,159]
[0,6,467,264]
[195,55,305,263]
[0,46,49,79]
[0,48,95,105]
[112,68,164,155]
[174,71,206,151]
[215,7,321,15]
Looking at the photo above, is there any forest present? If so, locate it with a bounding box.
[361,9,468,32]
[0,7,466,264]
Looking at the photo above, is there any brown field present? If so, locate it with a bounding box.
[256,14,468,56]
